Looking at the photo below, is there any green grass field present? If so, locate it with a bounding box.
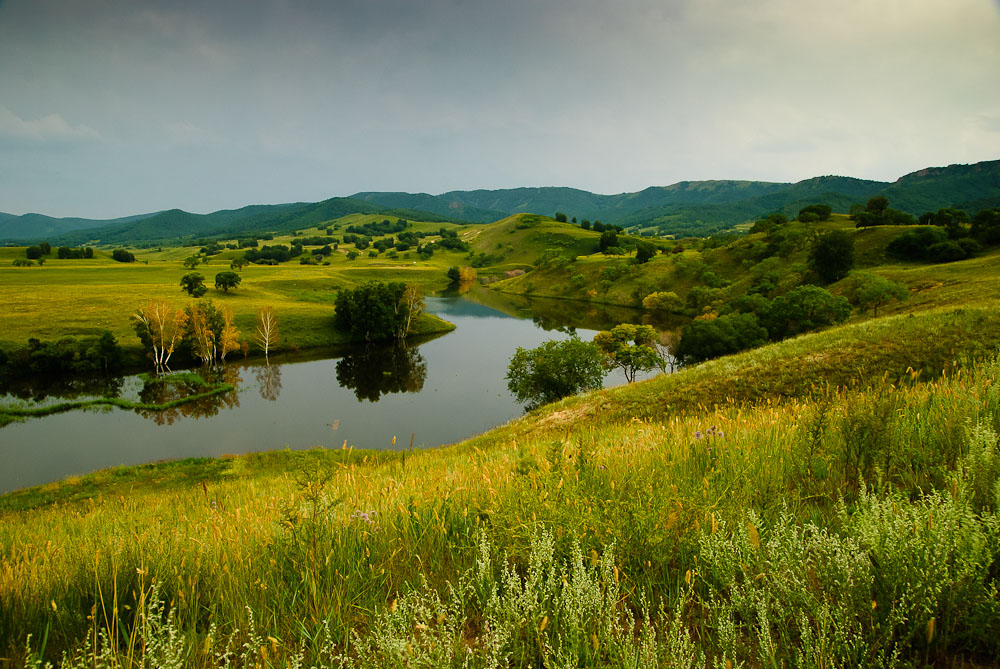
[3,213,1000,666]
[0,216,479,358]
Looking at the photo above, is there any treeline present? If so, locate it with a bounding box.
[0,332,124,378]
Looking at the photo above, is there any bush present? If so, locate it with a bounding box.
[674,313,769,364]
[505,337,605,410]
[111,249,136,263]
[809,229,854,283]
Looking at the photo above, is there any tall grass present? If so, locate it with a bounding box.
[4,345,1000,666]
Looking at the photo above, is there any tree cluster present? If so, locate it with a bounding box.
[111,249,136,263]
[676,284,851,364]
[887,227,980,263]
[851,196,916,227]
[0,331,122,377]
[333,281,425,343]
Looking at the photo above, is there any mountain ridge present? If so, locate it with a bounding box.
[2,159,997,243]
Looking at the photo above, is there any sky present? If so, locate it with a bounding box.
[1,0,999,219]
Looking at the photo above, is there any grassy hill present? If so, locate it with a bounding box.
[2,255,1000,665]
[3,188,1000,666]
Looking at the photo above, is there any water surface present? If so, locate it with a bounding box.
[0,291,664,492]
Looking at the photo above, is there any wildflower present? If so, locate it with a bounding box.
[694,431,703,439]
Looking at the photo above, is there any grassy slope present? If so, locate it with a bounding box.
[3,214,1000,665]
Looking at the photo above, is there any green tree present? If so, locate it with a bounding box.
[505,336,605,410]
[809,229,854,283]
[554,212,568,222]
[230,257,248,271]
[183,256,201,269]
[844,272,909,316]
[111,249,136,263]
[798,204,832,222]
[642,291,684,314]
[180,272,207,297]
[762,285,851,339]
[214,271,242,292]
[971,208,1000,244]
[593,324,663,383]
[599,229,619,253]
[674,313,769,364]
[334,281,422,343]
[635,241,656,264]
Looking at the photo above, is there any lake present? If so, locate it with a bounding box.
[0,289,667,493]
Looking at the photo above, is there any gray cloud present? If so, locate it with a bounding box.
[0,0,998,217]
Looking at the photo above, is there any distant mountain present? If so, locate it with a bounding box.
[4,159,996,244]
[351,192,508,224]
[0,211,160,240]
[35,197,473,246]
[353,161,999,237]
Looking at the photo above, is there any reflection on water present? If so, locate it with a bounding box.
[254,363,282,402]
[335,343,427,402]
[134,367,243,426]
[1,292,676,493]
[0,374,125,404]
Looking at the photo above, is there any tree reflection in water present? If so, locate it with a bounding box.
[335,343,427,402]
[135,366,243,426]
[254,362,282,401]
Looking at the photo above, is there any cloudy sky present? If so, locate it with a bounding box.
[1,0,998,219]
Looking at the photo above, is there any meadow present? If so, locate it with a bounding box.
[0,215,481,361]
[3,212,1000,666]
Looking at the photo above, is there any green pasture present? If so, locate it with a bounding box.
[0,217,477,355]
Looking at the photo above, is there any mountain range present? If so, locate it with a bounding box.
[2,159,997,244]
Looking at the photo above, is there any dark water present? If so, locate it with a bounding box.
[0,290,666,493]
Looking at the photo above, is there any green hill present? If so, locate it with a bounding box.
[0,211,160,240]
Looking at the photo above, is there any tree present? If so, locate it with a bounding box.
[185,301,218,365]
[218,305,241,361]
[112,249,136,263]
[642,291,684,314]
[674,313,769,364]
[230,257,248,271]
[843,272,909,316]
[254,306,281,360]
[334,281,421,342]
[554,212,568,222]
[505,337,605,410]
[398,284,425,340]
[25,246,44,259]
[183,256,201,269]
[798,204,832,222]
[180,272,207,297]
[593,324,664,383]
[971,208,1000,244]
[635,241,656,264]
[214,271,242,292]
[599,229,619,253]
[132,301,188,370]
[809,229,854,283]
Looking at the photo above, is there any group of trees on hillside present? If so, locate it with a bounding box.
[506,324,665,410]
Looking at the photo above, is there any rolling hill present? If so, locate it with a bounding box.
[3,158,997,245]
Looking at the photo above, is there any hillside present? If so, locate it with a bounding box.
[3,280,1000,666]
[0,211,159,240]
[46,198,475,246]
[5,158,997,245]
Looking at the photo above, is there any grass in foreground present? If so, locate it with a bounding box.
[3,301,1000,667]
